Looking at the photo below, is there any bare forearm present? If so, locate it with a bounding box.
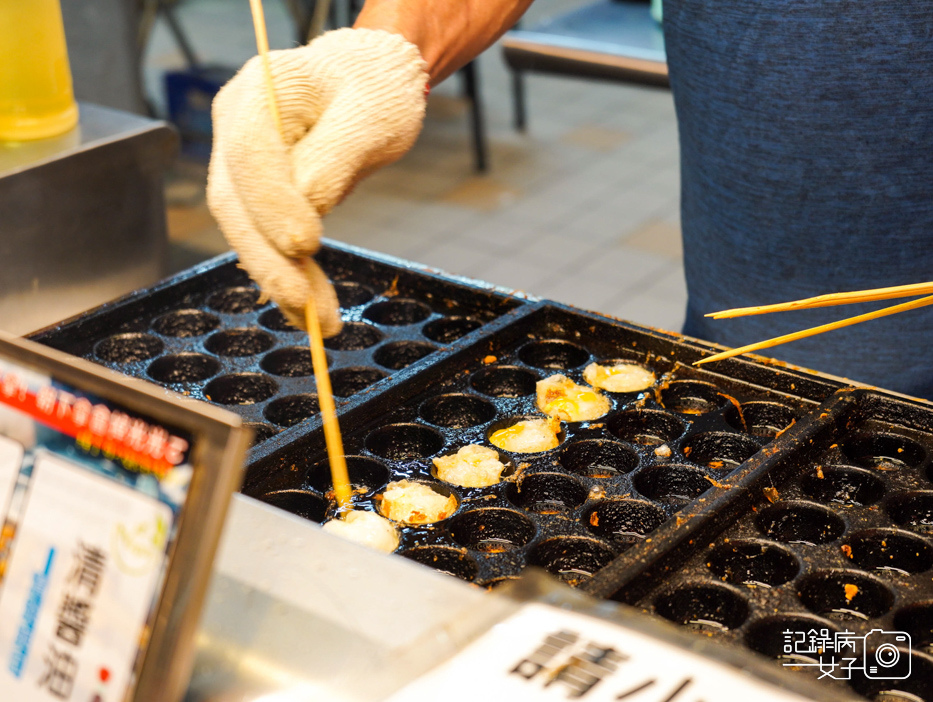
[354,0,533,84]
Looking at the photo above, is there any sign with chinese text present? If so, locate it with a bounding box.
[0,358,193,702]
[388,603,809,702]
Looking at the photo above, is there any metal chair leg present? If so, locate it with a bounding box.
[160,1,200,71]
[512,69,527,132]
[510,18,527,132]
[308,0,332,41]
[461,61,488,173]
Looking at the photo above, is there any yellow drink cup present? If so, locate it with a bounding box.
[0,0,79,141]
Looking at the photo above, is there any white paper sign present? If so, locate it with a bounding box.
[387,603,807,702]
[0,452,172,702]
[0,435,23,521]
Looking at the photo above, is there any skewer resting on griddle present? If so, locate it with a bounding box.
[696,293,933,366]
[707,280,933,320]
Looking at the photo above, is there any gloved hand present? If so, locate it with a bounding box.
[207,28,429,335]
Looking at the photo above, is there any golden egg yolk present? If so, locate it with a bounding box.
[490,423,526,445]
[543,390,601,417]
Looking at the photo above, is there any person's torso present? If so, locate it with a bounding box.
[665,1,933,397]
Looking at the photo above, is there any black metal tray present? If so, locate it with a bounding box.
[243,303,844,586]
[33,247,933,701]
[583,388,933,701]
[29,242,528,461]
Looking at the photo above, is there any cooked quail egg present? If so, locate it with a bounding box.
[489,416,561,453]
[583,361,656,393]
[322,510,399,553]
[433,444,507,488]
[378,480,458,524]
[536,373,610,421]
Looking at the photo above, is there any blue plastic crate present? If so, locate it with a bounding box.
[164,66,236,159]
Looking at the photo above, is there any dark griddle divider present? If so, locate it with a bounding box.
[581,390,860,603]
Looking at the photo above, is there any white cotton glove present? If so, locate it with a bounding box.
[207,28,429,335]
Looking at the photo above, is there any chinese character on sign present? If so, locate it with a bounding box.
[55,595,90,646]
[36,386,57,415]
[107,412,131,443]
[39,541,108,698]
[511,630,579,680]
[544,643,626,698]
[67,542,106,596]
[37,644,77,699]
[145,427,169,461]
[71,399,93,428]
[510,630,630,698]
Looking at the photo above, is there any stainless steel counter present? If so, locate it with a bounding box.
[189,494,507,702]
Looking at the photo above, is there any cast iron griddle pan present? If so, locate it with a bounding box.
[584,388,933,701]
[29,242,527,463]
[34,249,933,700]
[243,303,844,586]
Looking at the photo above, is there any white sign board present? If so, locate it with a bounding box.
[0,453,172,701]
[388,603,808,702]
[0,334,246,702]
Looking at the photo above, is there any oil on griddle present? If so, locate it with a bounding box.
[246,305,838,591]
[596,389,933,702]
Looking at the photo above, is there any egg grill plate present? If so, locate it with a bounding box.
[29,243,527,463]
[32,251,933,701]
[243,302,845,586]
[583,388,933,700]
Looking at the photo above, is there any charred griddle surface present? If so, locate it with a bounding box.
[31,252,933,701]
[30,244,525,461]
[588,390,933,700]
[244,304,841,588]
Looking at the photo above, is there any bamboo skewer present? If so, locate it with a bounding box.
[248,0,283,137]
[305,293,352,510]
[695,294,933,366]
[248,0,352,511]
[706,280,933,320]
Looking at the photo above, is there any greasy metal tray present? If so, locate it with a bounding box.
[584,388,933,701]
[29,242,527,461]
[35,246,933,700]
[243,303,845,588]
